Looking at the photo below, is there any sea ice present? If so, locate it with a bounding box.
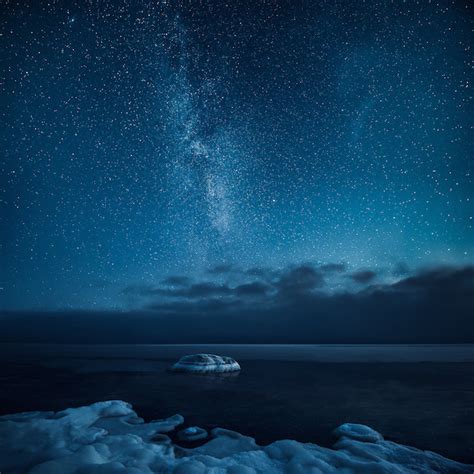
[0,400,472,473]
[170,353,241,373]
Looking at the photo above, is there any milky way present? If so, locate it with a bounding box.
[0,0,472,310]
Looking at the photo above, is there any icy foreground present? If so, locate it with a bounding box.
[170,354,241,373]
[0,401,471,474]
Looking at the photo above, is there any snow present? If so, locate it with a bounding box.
[333,423,384,443]
[178,426,208,442]
[0,400,472,473]
[170,353,241,373]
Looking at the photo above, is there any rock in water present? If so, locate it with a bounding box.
[178,426,208,441]
[170,354,241,373]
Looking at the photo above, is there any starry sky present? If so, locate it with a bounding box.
[0,0,473,321]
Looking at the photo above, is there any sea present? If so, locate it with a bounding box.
[1,343,473,463]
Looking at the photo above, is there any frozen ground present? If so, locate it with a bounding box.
[0,399,472,474]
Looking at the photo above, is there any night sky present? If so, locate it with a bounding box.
[0,0,473,341]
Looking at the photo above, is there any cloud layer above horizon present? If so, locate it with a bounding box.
[120,262,472,312]
[1,263,473,343]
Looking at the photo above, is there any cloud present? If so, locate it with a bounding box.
[148,297,240,314]
[235,281,270,297]
[275,265,325,297]
[1,264,473,344]
[121,264,474,344]
[161,276,193,287]
[391,265,474,294]
[123,279,270,303]
[155,282,233,299]
[392,262,410,276]
[350,270,377,284]
[320,263,346,273]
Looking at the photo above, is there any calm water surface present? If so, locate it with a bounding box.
[1,344,473,463]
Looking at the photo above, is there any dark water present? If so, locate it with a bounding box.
[1,344,473,463]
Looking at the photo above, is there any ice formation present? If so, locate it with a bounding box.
[170,353,241,373]
[178,426,208,442]
[0,400,472,473]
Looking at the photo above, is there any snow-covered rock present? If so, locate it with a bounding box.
[0,400,472,473]
[333,422,384,443]
[170,353,241,373]
[178,426,208,442]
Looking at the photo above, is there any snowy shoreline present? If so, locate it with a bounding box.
[0,400,472,473]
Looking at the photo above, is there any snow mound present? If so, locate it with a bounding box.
[333,423,384,443]
[178,426,208,442]
[170,353,241,373]
[0,400,472,473]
